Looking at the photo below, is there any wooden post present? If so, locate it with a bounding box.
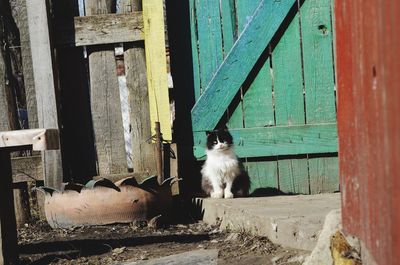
[25,0,63,189]
[0,150,18,265]
[155,122,163,184]
[120,0,157,174]
[85,0,127,175]
[143,0,172,140]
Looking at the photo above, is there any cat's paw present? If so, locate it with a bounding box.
[224,191,234,199]
[211,191,223,199]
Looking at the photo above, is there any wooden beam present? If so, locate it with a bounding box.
[26,0,63,189]
[121,0,158,174]
[191,0,297,131]
[0,128,59,150]
[74,12,144,46]
[193,124,338,159]
[85,0,127,175]
[143,0,172,140]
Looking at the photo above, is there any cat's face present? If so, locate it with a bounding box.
[206,129,233,151]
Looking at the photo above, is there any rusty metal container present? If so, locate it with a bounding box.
[35,176,177,228]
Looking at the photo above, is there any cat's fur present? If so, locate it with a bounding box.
[201,129,250,198]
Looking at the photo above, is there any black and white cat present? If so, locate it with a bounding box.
[201,129,250,198]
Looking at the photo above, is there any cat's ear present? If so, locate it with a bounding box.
[205,130,212,136]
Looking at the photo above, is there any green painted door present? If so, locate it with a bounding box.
[190,0,338,194]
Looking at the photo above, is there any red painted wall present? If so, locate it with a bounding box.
[335,0,400,264]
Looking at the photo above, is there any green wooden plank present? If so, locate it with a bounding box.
[301,0,336,123]
[278,157,309,194]
[236,0,274,128]
[228,0,262,129]
[308,156,339,193]
[193,123,338,159]
[220,0,236,55]
[191,0,297,131]
[301,0,338,194]
[189,0,201,100]
[195,0,223,94]
[272,8,309,194]
[273,13,305,126]
[246,161,279,194]
[243,61,274,127]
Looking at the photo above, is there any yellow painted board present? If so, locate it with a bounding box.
[143,0,172,141]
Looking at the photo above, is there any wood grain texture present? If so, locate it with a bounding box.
[74,12,143,46]
[0,129,59,150]
[189,0,201,100]
[191,0,297,132]
[12,155,43,182]
[85,0,127,175]
[26,0,63,189]
[220,0,235,56]
[246,161,279,193]
[278,157,309,194]
[273,12,304,126]
[15,0,38,129]
[122,0,157,174]
[193,124,338,159]
[227,0,260,129]
[309,156,338,193]
[143,0,172,140]
[0,49,9,131]
[336,0,400,263]
[301,0,338,194]
[272,7,308,194]
[195,0,223,94]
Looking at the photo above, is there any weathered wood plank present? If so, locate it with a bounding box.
[15,0,38,129]
[220,0,235,56]
[12,155,43,182]
[195,0,223,94]
[193,123,338,159]
[191,0,297,132]
[189,0,201,100]
[278,157,309,194]
[301,0,338,194]
[74,12,144,46]
[85,0,127,175]
[270,8,309,194]
[309,156,339,193]
[0,129,59,150]
[25,0,63,189]
[122,0,158,174]
[143,0,172,140]
[227,0,259,129]
[246,160,279,194]
[273,14,304,126]
[0,49,9,131]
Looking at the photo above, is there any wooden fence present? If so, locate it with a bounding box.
[0,0,172,189]
[189,0,338,194]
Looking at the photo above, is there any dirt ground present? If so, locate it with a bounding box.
[17,218,309,265]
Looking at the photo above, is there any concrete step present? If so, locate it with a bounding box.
[197,193,341,251]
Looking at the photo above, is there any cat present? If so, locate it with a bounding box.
[201,129,250,198]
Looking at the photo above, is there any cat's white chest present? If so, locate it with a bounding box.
[202,150,240,181]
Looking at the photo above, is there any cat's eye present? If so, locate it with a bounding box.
[213,141,218,144]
